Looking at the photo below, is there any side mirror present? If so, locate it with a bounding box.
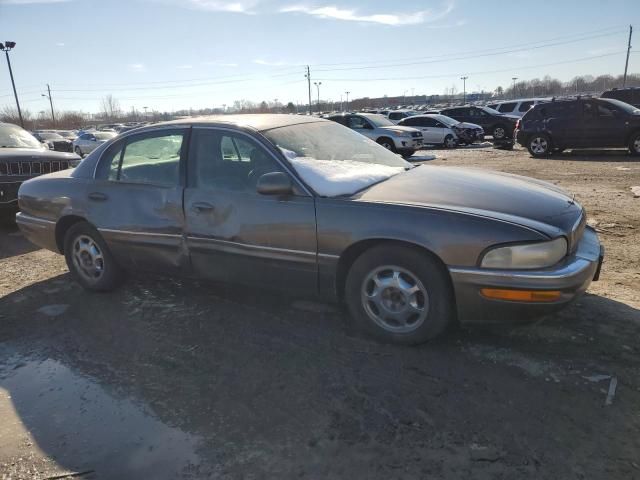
[256,172,293,196]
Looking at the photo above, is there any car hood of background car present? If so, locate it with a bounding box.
[0,148,79,161]
[453,122,483,130]
[354,165,582,236]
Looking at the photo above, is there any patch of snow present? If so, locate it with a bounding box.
[280,147,405,197]
[631,186,640,198]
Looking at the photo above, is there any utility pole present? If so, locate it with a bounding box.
[460,76,468,104]
[623,25,633,87]
[305,66,312,115]
[314,81,322,113]
[512,77,518,100]
[41,84,55,126]
[345,91,350,112]
[0,42,24,128]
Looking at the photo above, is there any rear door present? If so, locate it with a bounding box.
[89,128,189,273]
[183,127,318,292]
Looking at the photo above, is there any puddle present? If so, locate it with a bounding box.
[0,358,203,478]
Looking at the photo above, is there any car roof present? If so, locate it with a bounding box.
[159,114,327,132]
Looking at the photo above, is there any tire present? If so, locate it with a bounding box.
[401,152,414,159]
[345,245,454,345]
[377,137,396,153]
[74,146,83,158]
[492,125,507,139]
[63,221,123,292]
[629,131,640,156]
[527,133,552,157]
[443,134,457,149]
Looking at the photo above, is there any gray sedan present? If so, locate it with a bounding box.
[16,115,603,344]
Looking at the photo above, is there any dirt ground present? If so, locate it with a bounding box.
[1,145,639,479]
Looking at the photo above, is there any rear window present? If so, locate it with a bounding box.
[518,101,534,112]
[497,102,517,113]
[602,89,632,103]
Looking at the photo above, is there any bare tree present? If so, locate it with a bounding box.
[100,95,121,121]
[0,106,33,128]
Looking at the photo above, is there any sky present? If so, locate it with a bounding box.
[0,0,638,115]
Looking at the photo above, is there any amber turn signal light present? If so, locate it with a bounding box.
[480,288,562,302]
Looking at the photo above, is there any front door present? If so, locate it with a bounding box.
[183,127,318,292]
[589,101,628,147]
[88,128,189,273]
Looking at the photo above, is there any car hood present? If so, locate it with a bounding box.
[355,165,582,237]
[0,148,80,161]
[379,125,420,134]
[454,122,483,130]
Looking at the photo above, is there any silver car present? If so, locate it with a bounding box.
[73,131,117,157]
[328,113,423,158]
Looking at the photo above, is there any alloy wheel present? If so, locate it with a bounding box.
[634,137,640,153]
[361,265,429,333]
[530,136,549,154]
[72,234,104,283]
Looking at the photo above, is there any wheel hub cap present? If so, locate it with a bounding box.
[531,137,548,154]
[72,235,104,282]
[361,266,429,333]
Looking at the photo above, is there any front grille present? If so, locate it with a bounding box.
[0,160,70,177]
[52,141,73,152]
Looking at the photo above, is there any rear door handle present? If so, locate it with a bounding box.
[192,202,215,213]
[88,192,108,201]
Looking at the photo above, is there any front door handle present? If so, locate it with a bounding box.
[88,192,108,202]
[192,202,215,213]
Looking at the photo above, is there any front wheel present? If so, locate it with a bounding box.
[74,146,83,158]
[527,134,552,157]
[345,245,454,345]
[629,132,640,156]
[443,134,458,148]
[377,138,396,153]
[64,222,123,292]
[401,152,414,159]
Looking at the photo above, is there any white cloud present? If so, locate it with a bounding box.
[280,2,454,26]
[176,64,194,69]
[128,63,147,72]
[157,0,259,13]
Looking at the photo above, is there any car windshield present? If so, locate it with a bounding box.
[600,98,640,114]
[481,106,502,115]
[432,115,459,127]
[39,132,64,140]
[95,132,116,140]
[0,124,43,149]
[365,114,395,127]
[263,121,411,197]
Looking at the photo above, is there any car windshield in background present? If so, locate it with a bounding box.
[600,98,640,114]
[39,132,64,140]
[263,121,411,197]
[481,106,502,115]
[0,124,43,149]
[95,132,116,140]
[366,114,396,127]
[433,115,459,127]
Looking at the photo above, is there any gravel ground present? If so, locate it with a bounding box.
[0,145,639,479]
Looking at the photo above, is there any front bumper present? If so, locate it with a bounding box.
[448,227,603,324]
[394,137,423,151]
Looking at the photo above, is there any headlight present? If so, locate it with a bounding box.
[481,237,568,269]
[391,130,411,137]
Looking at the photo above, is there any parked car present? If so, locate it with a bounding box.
[601,87,640,108]
[486,99,550,118]
[32,131,73,152]
[73,131,117,157]
[397,114,484,147]
[515,97,640,157]
[0,123,80,215]
[439,106,519,140]
[16,115,603,344]
[327,113,423,158]
[57,130,78,142]
[386,110,418,124]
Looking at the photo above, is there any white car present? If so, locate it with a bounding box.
[386,110,419,124]
[73,131,117,157]
[486,98,550,118]
[397,114,483,148]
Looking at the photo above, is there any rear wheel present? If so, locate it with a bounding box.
[527,134,551,157]
[345,245,454,345]
[629,132,640,156]
[443,134,457,148]
[492,124,507,139]
[377,137,396,153]
[64,222,123,291]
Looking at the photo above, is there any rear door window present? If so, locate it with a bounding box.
[518,101,534,112]
[498,102,517,113]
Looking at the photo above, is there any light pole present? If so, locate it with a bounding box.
[314,81,322,113]
[403,90,407,105]
[345,91,350,111]
[511,77,518,100]
[143,106,148,120]
[0,41,24,128]
[340,94,343,112]
[460,76,468,105]
[41,84,55,126]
